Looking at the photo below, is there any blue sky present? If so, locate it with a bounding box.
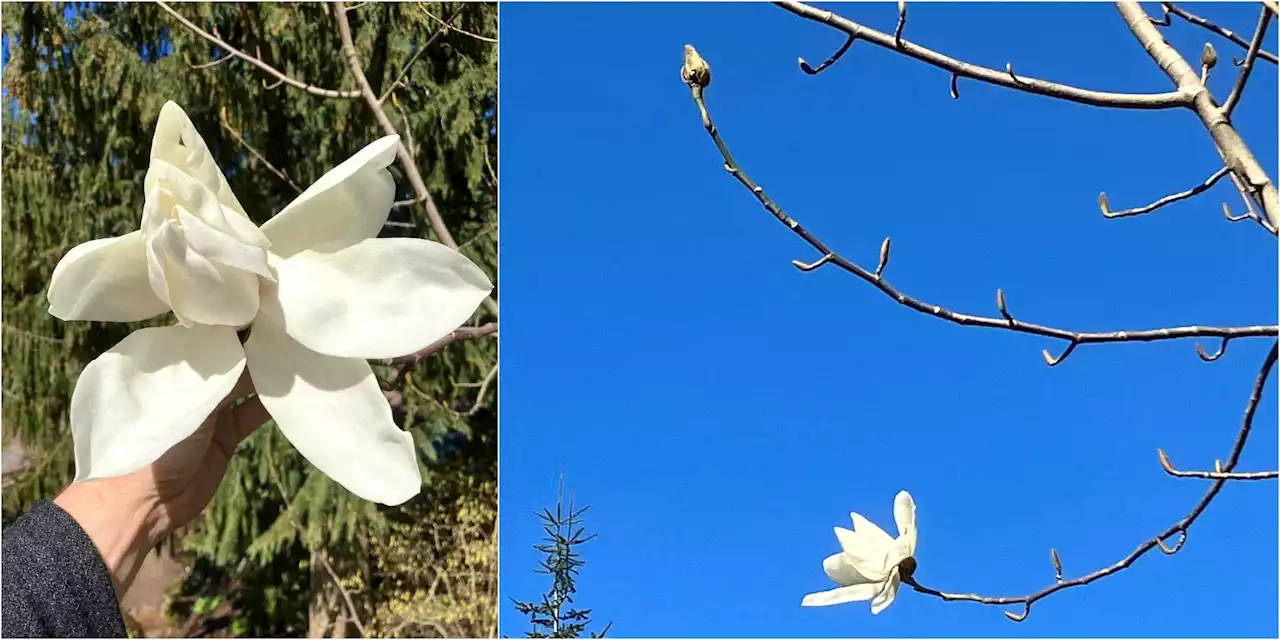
[498,3,1278,637]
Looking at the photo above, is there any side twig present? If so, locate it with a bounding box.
[1222,7,1272,117]
[1156,3,1278,65]
[385,322,498,366]
[218,106,302,193]
[155,1,362,99]
[1098,166,1229,219]
[1158,448,1278,480]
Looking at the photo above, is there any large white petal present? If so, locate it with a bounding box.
[71,325,245,481]
[259,136,400,259]
[147,220,260,327]
[801,583,884,607]
[894,490,916,539]
[870,567,902,615]
[823,552,877,587]
[150,101,252,222]
[851,512,895,549]
[260,238,492,359]
[243,319,421,505]
[47,232,170,322]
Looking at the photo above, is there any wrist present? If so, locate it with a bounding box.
[54,477,166,597]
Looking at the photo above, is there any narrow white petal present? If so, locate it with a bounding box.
[838,517,896,581]
[894,490,916,538]
[244,319,421,505]
[260,136,400,259]
[71,325,245,481]
[144,160,270,249]
[150,101,251,221]
[47,231,169,322]
[147,221,260,327]
[823,552,877,586]
[801,583,884,607]
[870,567,902,615]
[260,238,491,359]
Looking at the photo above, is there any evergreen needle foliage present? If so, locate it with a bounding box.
[512,478,611,639]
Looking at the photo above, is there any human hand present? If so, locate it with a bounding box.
[53,371,270,597]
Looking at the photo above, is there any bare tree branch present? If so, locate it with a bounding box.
[1222,7,1272,116]
[333,1,498,317]
[903,342,1277,621]
[384,322,498,366]
[155,1,362,99]
[682,77,1277,367]
[1155,3,1278,65]
[417,3,497,44]
[1098,166,1230,219]
[1158,448,1278,480]
[1115,1,1278,230]
[774,1,1194,109]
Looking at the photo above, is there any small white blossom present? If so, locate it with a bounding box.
[802,490,917,614]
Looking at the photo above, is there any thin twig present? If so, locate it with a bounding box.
[683,81,1276,366]
[219,105,302,193]
[466,363,498,417]
[333,1,498,317]
[904,343,1277,620]
[417,4,497,43]
[1222,7,1272,116]
[1157,3,1278,65]
[2,323,67,344]
[458,222,497,251]
[183,51,233,70]
[774,1,1193,109]
[155,1,362,99]
[266,454,367,637]
[384,322,498,365]
[1158,448,1278,480]
[1098,166,1229,219]
[377,4,467,104]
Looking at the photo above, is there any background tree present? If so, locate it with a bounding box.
[1,2,497,636]
[681,0,1276,623]
[511,476,611,639]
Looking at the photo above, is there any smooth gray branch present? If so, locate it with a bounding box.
[774,1,1194,109]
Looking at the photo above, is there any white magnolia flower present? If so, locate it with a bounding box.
[802,490,917,614]
[47,102,492,505]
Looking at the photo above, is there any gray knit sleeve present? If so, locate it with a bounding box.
[2,500,127,638]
